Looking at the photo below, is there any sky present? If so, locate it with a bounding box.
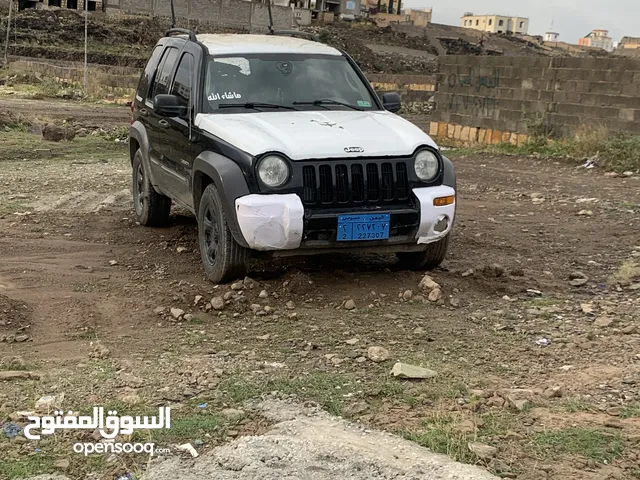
[401,0,638,43]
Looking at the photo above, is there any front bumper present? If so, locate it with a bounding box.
[235,186,455,252]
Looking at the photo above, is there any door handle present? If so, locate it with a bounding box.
[159,120,170,129]
[139,108,149,117]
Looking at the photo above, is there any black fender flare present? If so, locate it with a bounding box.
[192,151,250,248]
[128,122,162,189]
[442,155,456,191]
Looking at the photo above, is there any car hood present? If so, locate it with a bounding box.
[194,110,438,160]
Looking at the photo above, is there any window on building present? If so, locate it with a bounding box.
[488,19,492,25]
[519,21,524,28]
[149,47,179,101]
[498,19,503,26]
[476,20,479,25]
[170,53,195,112]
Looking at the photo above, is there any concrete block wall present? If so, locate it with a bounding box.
[105,0,292,30]
[431,55,640,146]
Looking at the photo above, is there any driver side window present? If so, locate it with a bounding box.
[170,53,195,113]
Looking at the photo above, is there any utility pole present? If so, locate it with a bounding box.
[83,0,88,95]
[3,0,12,66]
[396,0,401,14]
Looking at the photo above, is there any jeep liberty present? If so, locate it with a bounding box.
[129,28,456,283]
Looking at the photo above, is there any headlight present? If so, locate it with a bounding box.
[257,155,290,188]
[414,149,439,181]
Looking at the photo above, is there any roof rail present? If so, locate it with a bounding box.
[270,29,320,42]
[165,28,197,42]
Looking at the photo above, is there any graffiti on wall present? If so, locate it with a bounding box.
[447,69,500,92]
[447,94,497,117]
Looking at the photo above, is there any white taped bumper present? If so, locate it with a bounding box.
[235,194,304,251]
[413,186,456,245]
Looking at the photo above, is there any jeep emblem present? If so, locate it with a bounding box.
[344,147,364,153]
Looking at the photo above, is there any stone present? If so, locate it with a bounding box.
[419,275,440,292]
[153,306,165,315]
[594,316,613,327]
[449,297,460,308]
[176,247,187,253]
[570,278,588,287]
[54,459,70,469]
[118,393,142,405]
[428,288,442,302]
[461,269,474,277]
[543,386,565,399]
[367,346,390,363]
[108,260,118,266]
[390,362,437,379]
[569,271,587,280]
[454,419,477,434]
[622,325,637,334]
[344,299,356,310]
[170,308,185,319]
[264,306,274,314]
[577,210,593,216]
[402,290,413,301]
[250,304,262,313]
[194,295,203,305]
[211,296,225,311]
[14,334,29,343]
[345,338,359,345]
[221,408,245,419]
[286,301,295,310]
[230,281,244,290]
[90,343,110,359]
[482,264,505,278]
[35,394,63,413]
[42,124,66,142]
[507,395,532,412]
[259,290,269,299]
[468,442,497,459]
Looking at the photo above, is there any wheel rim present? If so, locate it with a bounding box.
[202,203,220,266]
[134,161,144,215]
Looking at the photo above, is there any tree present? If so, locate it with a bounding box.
[388,0,393,13]
[396,0,401,14]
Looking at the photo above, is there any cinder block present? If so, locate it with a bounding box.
[460,126,470,141]
[429,122,439,136]
[448,123,456,139]
[477,128,486,143]
[517,134,528,147]
[438,122,448,138]
[509,133,518,145]
[483,129,492,144]
[469,128,479,143]
[454,125,462,139]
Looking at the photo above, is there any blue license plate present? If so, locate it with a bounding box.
[337,213,390,241]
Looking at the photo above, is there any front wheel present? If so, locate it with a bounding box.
[198,184,247,284]
[132,149,171,226]
[396,233,451,271]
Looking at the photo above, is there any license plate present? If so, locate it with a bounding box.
[337,213,390,241]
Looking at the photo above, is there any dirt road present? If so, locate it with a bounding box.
[1,106,639,479]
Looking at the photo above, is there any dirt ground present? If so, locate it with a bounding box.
[0,99,639,480]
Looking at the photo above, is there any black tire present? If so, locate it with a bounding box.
[197,184,247,283]
[396,233,451,271]
[132,149,171,226]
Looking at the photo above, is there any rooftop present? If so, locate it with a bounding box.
[195,34,342,56]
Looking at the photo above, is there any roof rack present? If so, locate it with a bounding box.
[270,29,320,42]
[165,28,197,42]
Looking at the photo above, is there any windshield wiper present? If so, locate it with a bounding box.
[293,99,363,111]
[217,102,297,111]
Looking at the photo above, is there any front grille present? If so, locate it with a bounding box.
[301,161,411,206]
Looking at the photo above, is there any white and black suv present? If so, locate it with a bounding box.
[129,28,457,283]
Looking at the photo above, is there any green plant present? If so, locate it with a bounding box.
[531,428,623,463]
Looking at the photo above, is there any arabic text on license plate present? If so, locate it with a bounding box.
[337,213,390,241]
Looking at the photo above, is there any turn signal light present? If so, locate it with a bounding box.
[433,195,455,207]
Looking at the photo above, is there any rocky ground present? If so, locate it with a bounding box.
[0,100,639,480]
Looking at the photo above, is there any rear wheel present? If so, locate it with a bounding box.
[198,184,247,283]
[396,233,451,271]
[132,149,171,226]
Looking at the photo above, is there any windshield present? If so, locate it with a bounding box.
[203,53,379,113]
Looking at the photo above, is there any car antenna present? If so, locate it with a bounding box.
[170,0,176,28]
[267,0,274,34]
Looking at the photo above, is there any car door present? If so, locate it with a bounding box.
[145,45,180,196]
[163,50,198,208]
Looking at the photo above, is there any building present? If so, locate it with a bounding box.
[544,31,559,42]
[578,29,613,52]
[404,8,432,26]
[18,0,101,10]
[618,36,640,50]
[460,13,529,34]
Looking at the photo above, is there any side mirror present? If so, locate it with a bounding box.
[154,94,186,118]
[382,92,401,113]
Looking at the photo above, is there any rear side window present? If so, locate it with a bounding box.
[171,53,195,109]
[137,45,163,97]
[148,47,179,101]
